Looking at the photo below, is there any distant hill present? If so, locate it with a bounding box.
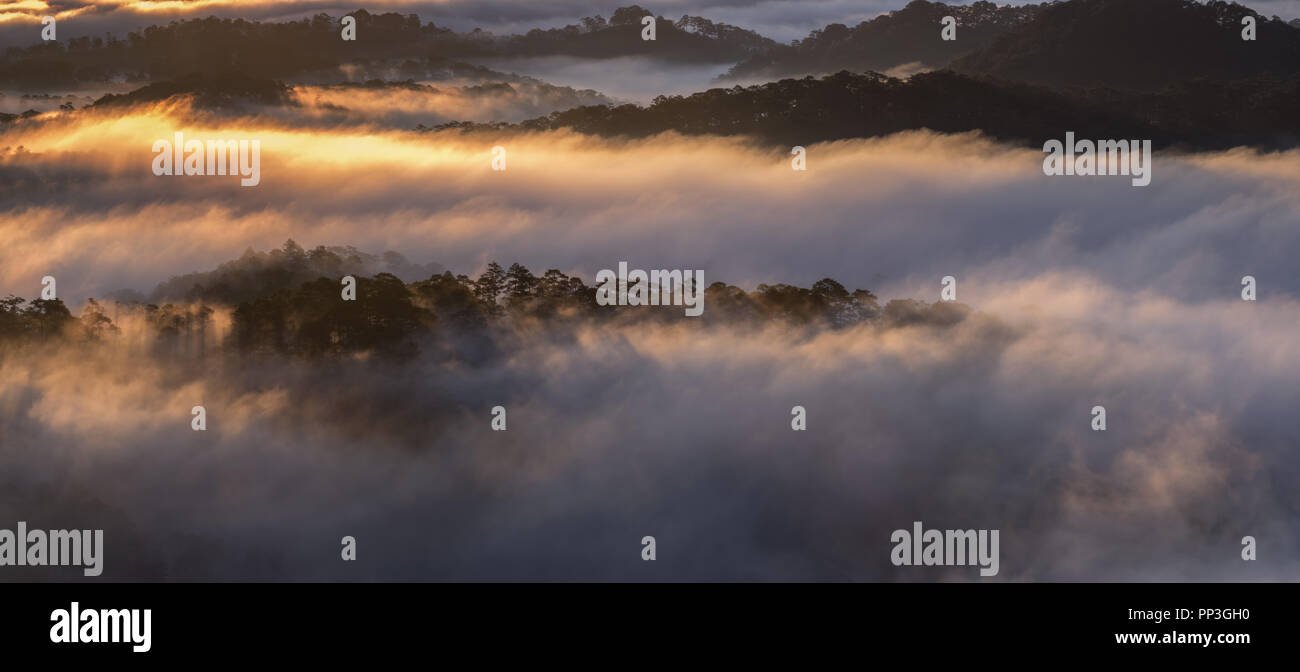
[952,0,1300,89]
[90,73,293,109]
[8,0,1297,94]
[0,7,774,89]
[722,0,1048,81]
[432,69,1300,151]
[24,62,1300,152]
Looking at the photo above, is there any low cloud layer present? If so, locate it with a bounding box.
[2,101,1298,305]
[471,56,732,104]
[288,79,613,126]
[1,280,1296,580]
[1,83,1297,581]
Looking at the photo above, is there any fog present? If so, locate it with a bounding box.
[1,279,1296,580]
[2,101,1298,306]
[473,56,733,104]
[2,52,1297,580]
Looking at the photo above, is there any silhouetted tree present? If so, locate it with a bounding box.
[505,263,539,300]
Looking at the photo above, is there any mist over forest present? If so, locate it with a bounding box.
[2,1,1298,581]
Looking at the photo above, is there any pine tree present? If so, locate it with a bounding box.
[474,262,506,307]
[505,263,538,299]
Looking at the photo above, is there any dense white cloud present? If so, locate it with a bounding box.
[3,102,1299,303]
[1,279,1296,579]
[1,92,1297,579]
